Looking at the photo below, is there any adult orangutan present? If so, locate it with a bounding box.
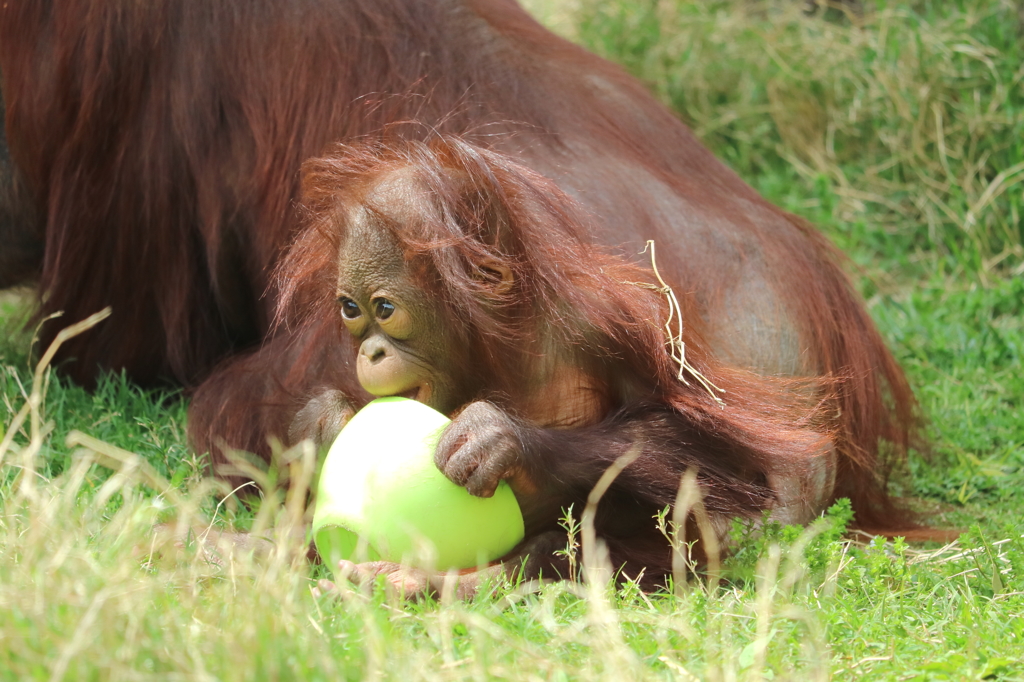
[0,0,918,581]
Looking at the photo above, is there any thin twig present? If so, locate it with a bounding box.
[630,240,725,406]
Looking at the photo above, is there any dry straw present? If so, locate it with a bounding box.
[631,240,726,406]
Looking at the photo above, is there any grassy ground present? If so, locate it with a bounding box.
[3,1,1024,679]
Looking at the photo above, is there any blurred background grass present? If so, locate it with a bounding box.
[543,0,1024,279]
[2,1,1024,678]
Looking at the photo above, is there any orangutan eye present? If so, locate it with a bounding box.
[373,298,412,339]
[373,298,396,320]
[338,297,362,320]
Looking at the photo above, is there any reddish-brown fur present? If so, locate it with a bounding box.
[286,137,844,585]
[0,0,917,552]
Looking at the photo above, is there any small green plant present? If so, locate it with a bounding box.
[555,504,581,581]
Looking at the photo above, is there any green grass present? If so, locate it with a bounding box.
[4,1,1024,679]
[571,0,1024,278]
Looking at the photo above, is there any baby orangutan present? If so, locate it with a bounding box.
[280,136,912,597]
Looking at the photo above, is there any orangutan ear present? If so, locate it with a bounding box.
[476,259,515,295]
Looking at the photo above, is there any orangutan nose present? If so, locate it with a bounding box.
[361,336,390,363]
[356,335,418,397]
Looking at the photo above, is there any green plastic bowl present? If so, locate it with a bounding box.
[312,397,525,574]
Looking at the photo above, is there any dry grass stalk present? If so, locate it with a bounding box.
[631,240,726,406]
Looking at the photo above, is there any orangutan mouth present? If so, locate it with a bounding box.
[397,384,432,405]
